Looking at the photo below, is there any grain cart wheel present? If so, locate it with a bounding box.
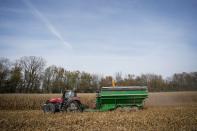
[43,103,56,113]
[67,101,82,112]
[130,106,139,112]
[115,107,131,112]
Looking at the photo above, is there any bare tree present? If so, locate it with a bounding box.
[9,61,23,93]
[43,65,57,93]
[115,72,122,82]
[53,67,66,93]
[100,76,113,87]
[19,56,46,93]
[115,72,123,86]
[0,58,11,92]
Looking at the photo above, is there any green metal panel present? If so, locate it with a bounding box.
[96,86,148,111]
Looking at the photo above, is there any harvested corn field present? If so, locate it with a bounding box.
[0,92,197,131]
[0,92,197,110]
[0,106,197,131]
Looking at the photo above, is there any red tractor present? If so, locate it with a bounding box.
[42,90,83,113]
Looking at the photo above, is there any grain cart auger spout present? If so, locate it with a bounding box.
[42,90,84,113]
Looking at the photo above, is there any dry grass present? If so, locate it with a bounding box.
[0,92,197,110]
[0,93,95,110]
[0,106,197,131]
[0,92,197,130]
[145,91,197,107]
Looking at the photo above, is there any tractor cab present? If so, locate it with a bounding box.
[62,90,76,99]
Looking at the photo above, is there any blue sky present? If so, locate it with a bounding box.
[0,0,197,77]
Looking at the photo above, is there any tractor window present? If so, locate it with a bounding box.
[64,91,75,98]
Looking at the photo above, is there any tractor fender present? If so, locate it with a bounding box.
[48,97,63,103]
[66,97,82,106]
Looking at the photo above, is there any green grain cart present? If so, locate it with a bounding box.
[95,86,148,111]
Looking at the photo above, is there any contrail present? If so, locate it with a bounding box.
[22,0,72,49]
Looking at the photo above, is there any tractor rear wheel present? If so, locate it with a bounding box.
[43,103,56,113]
[66,101,82,112]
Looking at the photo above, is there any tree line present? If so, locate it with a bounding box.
[0,56,196,93]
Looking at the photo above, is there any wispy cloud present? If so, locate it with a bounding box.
[22,0,72,49]
[1,0,197,77]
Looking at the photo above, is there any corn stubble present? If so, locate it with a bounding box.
[0,93,197,131]
[0,106,197,131]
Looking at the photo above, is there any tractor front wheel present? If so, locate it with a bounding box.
[43,103,56,113]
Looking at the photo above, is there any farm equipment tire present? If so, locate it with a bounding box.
[66,101,82,112]
[115,106,139,112]
[43,103,56,113]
